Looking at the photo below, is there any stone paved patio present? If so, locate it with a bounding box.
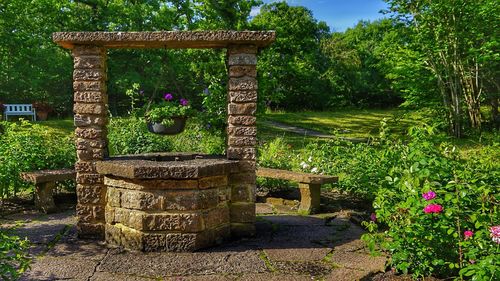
[2,203,387,280]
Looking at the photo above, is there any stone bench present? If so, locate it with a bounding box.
[256,167,338,214]
[21,169,76,213]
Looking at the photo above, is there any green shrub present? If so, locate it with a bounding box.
[362,126,499,279]
[0,120,76,198]
[108,117,225,155]
[0,229,30,281]
[257,138,295,192]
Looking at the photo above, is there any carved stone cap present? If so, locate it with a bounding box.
[96,158,239,179]
[53,31,275,49]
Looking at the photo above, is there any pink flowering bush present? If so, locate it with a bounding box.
[361,126,499,279]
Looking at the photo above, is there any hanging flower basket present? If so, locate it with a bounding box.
[147,117,187,135]
[145,92,194,135]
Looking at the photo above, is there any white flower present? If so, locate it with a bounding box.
[308,156,313,162]
[300,161,310,169]
[311,167,318,173]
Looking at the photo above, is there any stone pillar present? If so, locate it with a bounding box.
[72,45,108,239]
[226,45,258,237]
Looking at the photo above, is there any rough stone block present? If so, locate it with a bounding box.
[230,223,255,238]
[72,46,106,56]
[76,148,105,161]
[120,190,162,211]
[229,172,256,185]
[227,126,257,137]
[165,233,198,252]
[227,147,256,160]
[77,184,106,205]
[228,136,256,147]
[76,173,103,184]
[227,103,257,117]
[76,139,107,150]
[230,203,256,223]
[104,177,199,190]
[73,103,107,115]
[198,176,228,189]
[204,206,230,229]
[119,224,144,251]
[143,213,204,232]
[237,160,256,172]
[164,189,219,211]
[106,188,121,207]
[142,233,166,251]
[77,222,105,239]
[75,161,97,173]
[74,114,108,127]
[74,56,105,69]
[104,223,121,246]
[73,69,107,81]
[228,54,257,66]
[104,206,115,224]
[229,66,257,78]
[228,91,257,103]
[231,184,256,202]
[228,103,257,115]
[74,91,107,103]
[73,81,106,92]
[113,208,143,230]
[228,115,256,126]
[75,128,104,139]
[227,45,258,55]
[76,204,104,223]
[229,77,258,91]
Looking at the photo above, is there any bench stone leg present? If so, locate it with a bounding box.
[34,182,57,213]
[298,183,321,215]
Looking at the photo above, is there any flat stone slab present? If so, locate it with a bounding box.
[257,167,338,184]
[96,158,238,179]
[20,169,76,184]
[98,248,267,277]
[53,31,276,49]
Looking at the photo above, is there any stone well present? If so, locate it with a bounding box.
[52,31,275,251]
[96,153,238,252]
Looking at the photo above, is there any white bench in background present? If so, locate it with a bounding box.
[3,104,36,121]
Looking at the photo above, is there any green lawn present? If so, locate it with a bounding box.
[261,108,423,139]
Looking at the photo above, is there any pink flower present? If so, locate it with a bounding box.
[464,230,474,239]
[180,98,189,106]
[423,204,443,214]
[164,93,173,101]
[490,225,500,244]
[370,213,377,222]
[422,191,436,201]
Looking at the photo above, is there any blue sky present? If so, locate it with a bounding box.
[252,0,389,32]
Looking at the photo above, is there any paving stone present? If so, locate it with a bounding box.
[255,203,274,214]
[91,272,156,281]
[272,261,333,276]
[164,275,232,281]
[46,239,108,261]
[20,256,98,281]
[260,215,325,226]
[265,248,332,262]
[237,273,315,281]
[98,248,268,278]
[330,251,387,273]
[325,267,370,281]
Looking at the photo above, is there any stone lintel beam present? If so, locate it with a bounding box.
[53,31,276,49]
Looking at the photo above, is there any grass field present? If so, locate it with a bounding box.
[262,108,423,139]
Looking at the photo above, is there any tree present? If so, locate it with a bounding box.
[251,1,331,110]
[385,0,500,137]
